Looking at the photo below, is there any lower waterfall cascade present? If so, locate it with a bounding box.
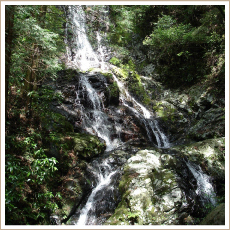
[76,159,118,225]
[50,5,222,226]
[185,160,217,207]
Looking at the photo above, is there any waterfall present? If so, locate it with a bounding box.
[112,73,170,148]
[76,159,118,225]
[62,5,217,226]
[65,5,100,70]
[185,160,217,207]
[78,75,121,151]
[96,31,106,70]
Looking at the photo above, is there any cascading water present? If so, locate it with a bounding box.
[96,31,106,70]
[77,75,121,151]
[65,5,100,71]
[62,5,218,225]
[185,160,217,208]
[65,5,109,71]
[76,159,117,225]
[112,72,170,148]
[63,7,125,224]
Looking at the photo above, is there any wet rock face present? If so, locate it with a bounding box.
[43,69,225,225]
[171,137,225,200]
[65,149,128,225]
[46,132,106,161]
[46,132,106,224]
[105,149,189,225]
[46,69,150,146]
[150,82,225,145]
[105,140,225,225]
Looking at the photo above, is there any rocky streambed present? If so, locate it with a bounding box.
[45,68,225,225]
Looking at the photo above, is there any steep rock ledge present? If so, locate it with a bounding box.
[105,137,225,225]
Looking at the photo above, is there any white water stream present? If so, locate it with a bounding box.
[79,75,121,151]
[65,5,100,71]
[64,5,217,225]
[185,160,217,207]
[112,73,170,148]
[77,160,117,225]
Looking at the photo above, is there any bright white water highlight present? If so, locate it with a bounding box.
[96,31,106,70]
[65,6,100,71]
[76,160,117,225]
[79,75,121,151]
[112,73,170,148]
[185,161,217,207]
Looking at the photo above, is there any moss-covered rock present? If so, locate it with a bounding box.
[41,113,74,134]
[173,138,225,177]
[110,64,152,106]
[47,131,105,223]
[105,149,187,225]
[72,133,106,158]
[172,137,225,200]
[127,72,151,105]
[149,78,225,145]
[187,107,225,140]
[105,81,120,105]
[111,65,129,80]
[200,203,225,225]
[49,132,106,161]
[153,100,178,121]
[109,57,122,66]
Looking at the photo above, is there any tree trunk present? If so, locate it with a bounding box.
[24,43,38,115]
[5,5,15,119]
[24,5,47,115]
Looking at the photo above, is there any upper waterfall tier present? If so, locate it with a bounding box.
[64,5,108,71]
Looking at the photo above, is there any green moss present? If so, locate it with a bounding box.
[42,113,74,134]
[106,81,120,104]
[110,57,152,106]
[109,57,122,66]
[101,71,113,79]
[118,166,133,193]
[49,132,106,160]
[71,133,106,158]
[153,102,177,121]
[112,66,129,79]
[127,72,151,105]
[105,204,130,225]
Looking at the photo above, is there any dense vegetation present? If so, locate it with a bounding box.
[108,5,225,88]
[5,5,66,224]
[5,5,225,224]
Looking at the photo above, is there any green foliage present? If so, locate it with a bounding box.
[106,5,225,89]
[5,132,60,224]
[108,6,135,45]
[143,6,225,87]
[108,5,158,45]
[5,85,66,224]
[109,57,122,66]
[154,14,176,29]
[10,6,65,88]
[144,19,207,48]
